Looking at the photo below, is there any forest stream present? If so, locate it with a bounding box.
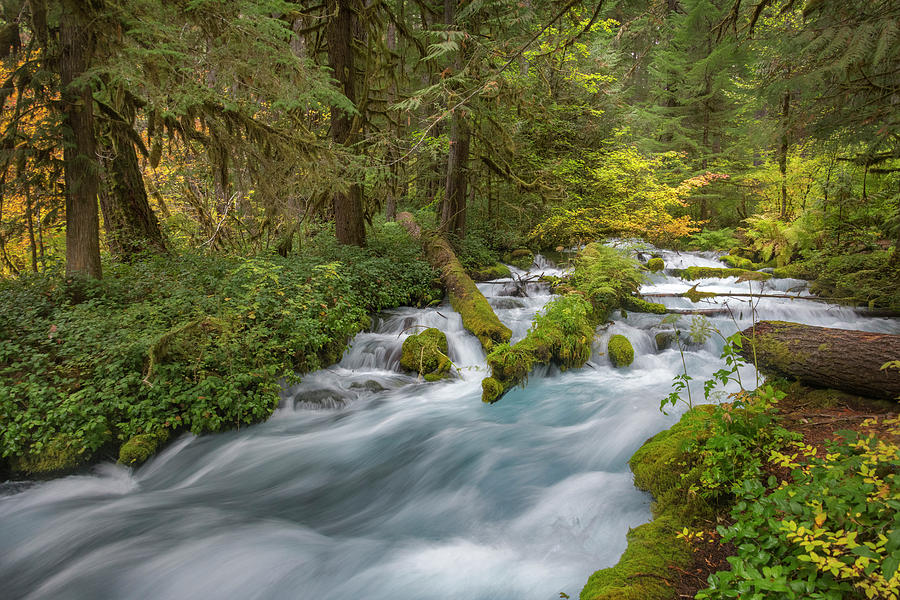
[1,247,898,600]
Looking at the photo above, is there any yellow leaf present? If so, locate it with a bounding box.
[815,512,827,527]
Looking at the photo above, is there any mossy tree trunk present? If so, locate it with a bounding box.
[98,106,168,259]
[739,321,900,400]
[327,0,366,247]
[397,212,510,352]
[59,3,102,279]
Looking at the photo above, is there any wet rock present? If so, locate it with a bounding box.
[350,380,387,393]
[491,298,527,310]
[608,334,635,367]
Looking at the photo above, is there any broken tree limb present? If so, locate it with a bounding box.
[738,321,900,400]
[397,212,511,352]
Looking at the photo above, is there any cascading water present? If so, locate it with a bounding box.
[2,248,898,600]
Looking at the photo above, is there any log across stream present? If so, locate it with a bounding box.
[1,245,898,600]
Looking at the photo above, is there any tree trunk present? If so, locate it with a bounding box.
[98,121,168,259]
[778,91,790,218]
[439,0,469,240]
[327,0,366,246]
[397,212,511,352]
[59,8,102,279]
[738,321,900,400]
[441,110,469,238]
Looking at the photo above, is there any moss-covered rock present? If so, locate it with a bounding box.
[580,516,692,600]
[646,257,665,272]
[680,266,772,282]
[607,334,634,367]
[400,327,452,380]
[503,248,535,270]
[655,330,675,351]
[468,263,512,282]
[720,254,757,270]
[9,434,91,475]
[118,429,171,467]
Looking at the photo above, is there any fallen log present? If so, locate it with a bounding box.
[738,321,900,400]
[397,212,511,352]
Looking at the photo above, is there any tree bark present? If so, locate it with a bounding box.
[441,110,469,238]
[738,321,900,400]
[397,212,510,352]
[327,0,366,246]
[59,6,102,279]
[439,0,469,240]
[98,120,168,259]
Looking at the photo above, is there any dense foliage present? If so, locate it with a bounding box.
[0,223,436,472]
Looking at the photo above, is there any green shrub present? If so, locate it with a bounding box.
[698,418,900,599]
[0,223,437,470]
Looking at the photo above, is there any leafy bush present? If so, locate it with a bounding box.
[699,418,900,599]
[571,243,646,313]
[689,228,739,252]
[0,224,437,472]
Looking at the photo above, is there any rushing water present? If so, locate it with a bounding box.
[2,247,898,600]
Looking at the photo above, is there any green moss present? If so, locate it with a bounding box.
[655,331,675,351]
[680,266,772,282]
[503,249,535,270]
[623,296,668,314]
[10,434,90,475]
[482,294,595,402]
[683,284,718,303]
[481,376,505,403]
[607,334,634,367]
[468,263,512,282]
[581,407,717,600]
[429,236,512,352]
[118,429,171,467]
[580,516,692,600]
[646,257,665,272]
[721,255,757,270]
[400,328,451,379]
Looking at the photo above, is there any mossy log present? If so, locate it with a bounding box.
[679,266,771,282]
[397,212,511,352]
[739,321,900,400]
[482,293,599,402]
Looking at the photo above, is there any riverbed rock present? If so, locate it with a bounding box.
[119,430,171,467]
[400,328,451,381]
[608,334,635,367]
[503,249,535,270]
[468,263,512,282]
[646,258,665,272]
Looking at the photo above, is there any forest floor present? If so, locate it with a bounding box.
[671,385,899,598]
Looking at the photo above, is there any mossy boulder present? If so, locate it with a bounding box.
[654,330,675,351]
[646,257,665,272]
[468,263,512,282]
[400,328,452,380]
[503,248,535,270]
[607,334,634,367]
[680,266,771,282]
[721,254,757,270]
[9,434,91,475]
[118,429,171,467]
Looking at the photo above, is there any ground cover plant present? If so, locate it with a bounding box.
[0,224,437,474]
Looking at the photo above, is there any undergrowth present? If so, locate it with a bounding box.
[0,222,437,473]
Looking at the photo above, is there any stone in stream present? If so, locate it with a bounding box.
[608,334,635,367]
[400,328,452,381]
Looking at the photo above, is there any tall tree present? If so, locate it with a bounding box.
[326,0,367,246]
